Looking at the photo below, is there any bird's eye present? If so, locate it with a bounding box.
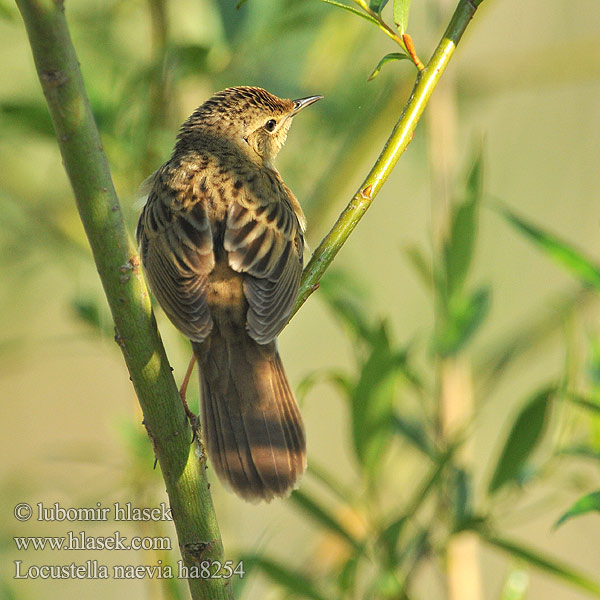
[265,119,277,132]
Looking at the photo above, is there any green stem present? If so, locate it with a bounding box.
[14,1,231,598]
[292,0,483,317]
[144,0,171,174]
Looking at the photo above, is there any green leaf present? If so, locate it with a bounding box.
[238,554,328,600]
[403,447,455,518]
[318,269,377,345]
[397,528,430,569]
[502,209,600,291]
[72,297,115,338]
[404,244,433,290]
[393,0,411,33]
[317,0,380,26]
[444,154,484,299]
[215,0,250,42]
[230,556,253,596]
[296,369,352,403]
[378,515,407,566]
[369,0,389,14]
[72,298,104,333]
[480,532,600,596]
[1,101,55,137]
[588,335,600,386]
[565,392,600,415]
[351,323,404,472]
[337,552,361,592]
[368,52,409,81]
[370,570,403,597]
[436,286,491,356]
[307,460,355,503]
[558,444,600,462]
[391,415,435,457]
[168,44,210,79]
[451,467,473,531]
[555,490,600,528]
[290,490,361,551]
[488,387,555,494]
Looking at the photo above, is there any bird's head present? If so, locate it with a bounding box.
[179,86,322,168]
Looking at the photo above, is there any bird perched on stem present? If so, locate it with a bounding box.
[136,86,322,501]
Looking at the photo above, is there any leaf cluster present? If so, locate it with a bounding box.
[243,151,600,599]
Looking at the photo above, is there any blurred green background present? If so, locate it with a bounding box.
[1,0,600,598]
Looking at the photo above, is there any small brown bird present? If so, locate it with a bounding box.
[136,86,322,501]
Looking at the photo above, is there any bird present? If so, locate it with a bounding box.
[136,86,322,502]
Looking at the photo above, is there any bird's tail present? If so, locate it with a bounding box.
[192,332,306,502]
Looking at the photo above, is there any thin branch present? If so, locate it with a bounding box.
[292,0,483,317]
[14,1,232,598]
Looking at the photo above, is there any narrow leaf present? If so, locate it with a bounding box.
[1,101,55,137]
[319,269,376,345]
[565,392,600,415]
[296,369,352,403]
[290,490,361,550]
[337,552,361,592]
[370,570,404,597]
[555,490,600,528]
[502,209,600,291]
[393,0,411,33]
[404,244,433,290]
[451,467,473,530]
[239,555,328,600]
[444,153,484,298]
[480,532,600,596]
[368,52,409,81]
[378,516,407,565]
[404,447,455,518]
[307,460,356,503]
[351,323,403,472]
[72,298,112,337]
[169,44,210,78]
[488,387,555,494]
[317,0,380,26]
[436,286,491,356]
[558,444,600,462]
[391,415,435,457]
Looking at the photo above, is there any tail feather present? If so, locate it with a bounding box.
[193,332,306,502]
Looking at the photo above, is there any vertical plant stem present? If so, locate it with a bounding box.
[14,1,232,598]
[439,360,481,600]
[144,0,171,173]
[427,2,481,598]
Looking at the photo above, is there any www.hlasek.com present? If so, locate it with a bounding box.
[13,502,245,580]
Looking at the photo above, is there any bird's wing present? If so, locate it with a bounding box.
[225,179,304,344]
[136,175,215,342]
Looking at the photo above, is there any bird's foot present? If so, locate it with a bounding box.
[179,355,199,441]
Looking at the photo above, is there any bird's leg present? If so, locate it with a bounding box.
[179,355,199,440]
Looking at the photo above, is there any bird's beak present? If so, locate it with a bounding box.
[291,95,323,115]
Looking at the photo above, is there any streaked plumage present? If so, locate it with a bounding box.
[136,86,321,501]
